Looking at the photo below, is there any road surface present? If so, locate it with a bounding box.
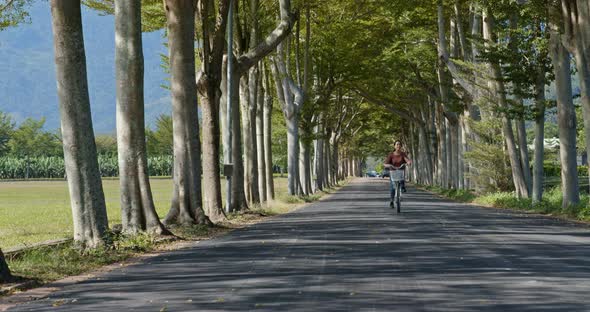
[5,178,590,311]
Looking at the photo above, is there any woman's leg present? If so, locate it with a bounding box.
[389,175,395,205]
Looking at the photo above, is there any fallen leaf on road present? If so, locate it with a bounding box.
[52,300,66,307]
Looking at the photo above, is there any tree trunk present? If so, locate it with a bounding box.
[272,47,303,195]
[458,116,465,189]
[221,54,231,211]
[240,75,256,203]
[550,26,580,208]
[115,0,168,235]
[246,67,261,205]
[50,0,108,248]
[314,121,324,191]
[247,0,261,204]
[287,114,300,195]
[263,66,275,200]
[299,139,310,195]
[444,119,451,188]
[561,0,590,205]
[230,71,248,211]
[436,103,446,187]
[199,83,224,220]
[532,66,546,203]
[449,117,461,189]
[256,70,267,202]
[428,97,438,182]
[330,135,339,186]
[0,249,12,283]
[515,105,532,195]
[418,124,433,185]
[324,138,331,187]
[194,0,230,222]
[163,0,209,225]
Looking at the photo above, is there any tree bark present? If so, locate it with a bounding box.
[532,66,546,203]
[256,70,267,202]
[115,0,168,235]
[262,65,275,200]
[50,0,108,248]
[230,70,248,211]
[324,137,331,187]
[299,139,310,195]
[436,103,447,187]
[550,25,580,207]
[163,0,208,225]
[314,118,325,191]
[240,75,256,203]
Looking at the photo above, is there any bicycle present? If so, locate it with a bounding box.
[385,163,406,213]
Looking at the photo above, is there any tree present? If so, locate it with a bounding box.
[50,0,108,248]
[559,0,590,205]
[0,111,15,156]
[481,6,530,198]
[195,0,230,221]
[221,0,297,209]
[0,0,31,31]
[163,0,208,225]
[146,114,173,156]
[549,21,580,208]
[115,0,168,234]
[8,118,62,158]
[95,134,117,156]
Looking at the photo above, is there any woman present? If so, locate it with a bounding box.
[384,140,412,206]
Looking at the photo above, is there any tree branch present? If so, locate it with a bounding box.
[352,87,424,126]
[236,9,298,74]
[0,0,16,13]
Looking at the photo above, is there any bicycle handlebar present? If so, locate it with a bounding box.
[384,163,406,170]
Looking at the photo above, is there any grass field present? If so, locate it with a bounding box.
[0,177,295,250]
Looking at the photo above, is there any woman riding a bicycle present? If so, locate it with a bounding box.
[384,140,412,210]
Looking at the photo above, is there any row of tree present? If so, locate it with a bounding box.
[0,111,174,157]
[2,0,384,282]
[335,0,589,210]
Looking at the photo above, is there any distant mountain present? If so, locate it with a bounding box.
[0,1,171,133]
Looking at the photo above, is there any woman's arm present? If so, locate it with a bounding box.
[404,154,412,165]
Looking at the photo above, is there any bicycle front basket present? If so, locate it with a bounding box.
[391,169,405,182]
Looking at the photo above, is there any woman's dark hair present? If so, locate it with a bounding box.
[394,140,402,146]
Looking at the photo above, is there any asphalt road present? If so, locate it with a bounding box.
[5,178,590,311]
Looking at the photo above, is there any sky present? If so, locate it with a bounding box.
[0,1,171,133]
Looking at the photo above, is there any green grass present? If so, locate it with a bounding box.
[0,176,312,250]
[6,232,161,282]
[421,184,590,222]
[0,179,174,250]
[422,185,477,202]
[0,176,343,286]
